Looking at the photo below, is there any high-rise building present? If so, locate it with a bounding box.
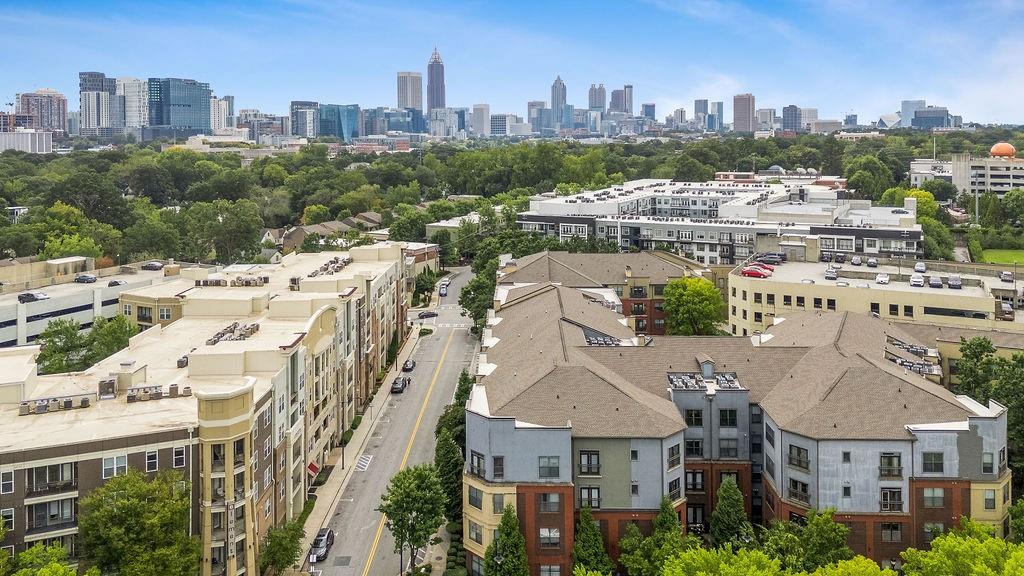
[429,107,459,137]
[15,89,68,132]
[319,104,360,142]
[732,93,755,132]
[80,91,111,131]
[610,90,625,113]
[551,76,566,130]
[147,78,212,132]
[116,78,149,129]
[844,113,858,127]
[527,101,547,132]
[694,99,708,118]
[289,101,319,137]
[79,72,118,133]
[222,95,235,128]
[641,103,655,120]
[911,106,954,130]
[800,108,818,131]
[427,48,446,112]
[708,101,724,131]
[756,108,775,130]
[397,72,423,111]
[472,104,490,137]
[623,84,633,115]
[79,71,116,96]
[588,84,606,112]
[209,96,235,132]
[900,100,926,128]
[672,108,687,125]
[782,105,802,132]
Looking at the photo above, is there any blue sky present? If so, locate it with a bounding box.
[2,0,1022,124]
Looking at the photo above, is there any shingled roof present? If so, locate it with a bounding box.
[499,251,695,287]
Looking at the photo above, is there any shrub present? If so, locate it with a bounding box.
[351,415,363,429]
[444,568,468,576]
[446,521,462,535]
[419,327,434,337]
[341,430,353,446]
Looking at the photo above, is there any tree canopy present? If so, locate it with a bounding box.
[663,277,725,336]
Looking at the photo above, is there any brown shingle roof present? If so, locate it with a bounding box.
[499,251,693,287]
[894,322,1024,351]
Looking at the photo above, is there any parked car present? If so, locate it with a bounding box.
[914,262,927,273]
[929,276,943,288]
[74,273,97,283]
[108,279,128,287]
[875,273,890,285]
[740,267,771,278]
[999,302,1015,321]
[757,254,783,265]
[910,274,925,287]
[390,376,411,394]
[439,286,448,297]
[309,528,335,563]
[948,275,963,289]
[417,310,438,319]
[820,252,833,262]
[141,261,164,271]
[1000,271,1014,283]
[824,268,838,281]
[760,251,787,262]
[833,253,846,264]
[747,261,775,272]
[402,359,416,372]
[17,291,49,304]
[851,256,862,266]
[866,258,878,268]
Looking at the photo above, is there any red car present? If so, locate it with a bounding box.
[741,267,771,278]
[747,261,775,272]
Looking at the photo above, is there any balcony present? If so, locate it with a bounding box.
[787,456,810,471]
[630,288,648,299]
[788,489,810,504]
[878,466,903,479]
[580,498,601,510]
[880,500,904,513]
[26,515,77,535]
[26,479,78,498]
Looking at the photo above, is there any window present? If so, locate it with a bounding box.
[102,455,127,479]
[881,522,902,542]
[796,296,805,308]
[579,451,601,475]
[742,309,747,320]
[172,446,186,468]
[470,451,485,477]
[668,478,681,500]
[742,290,747,301]
[720,409,737,428]
[686,505,704,527]
[788,479,809,503]
[842,451,851,463]
[540,493,560,513]
[685,409,703,427]
[904,305,913,317]
[122,303,132,316]
[889,304,899,316]
[765,426,775,447]
[0,508,12,530]
[1004,483,1011,504]
[540,566,561,576]
[827,298,836,311]
[751,408,762,424]
[538,456,560,478]
[880,452,902,478]
[468,521,483,544]
[843,486,851,498]
[721,471,739,486]
[870,302,880,315]
[685,440,702,458]
[263,467,271,489]
[685,470,704,491]
[539,528,560,548]
[985,489,996,510]
[630,449,639,461]
[471,557,484,576]
[783,295,792,306]
[158,307,172,321]
[788,445,809,470]
[146,451,158,472]
[668,444,681,468]
[923,522,944,543]
[923,452,944,474]
[719,438,738,458]
[493,493,504,514]
[754,292,762,304]
[813,297,822,309]
[263,437,271,458]
[767,294,775,305]
[0,471,12,494]
[754,312,762,323]
[468,486,483,510]
[580,486,601,509]
[264,499,272,519]
[923,487,945,508]
[983,452,994,474]
[492,456,504,479]
[881,488,903,512]
[765,456,775,480]
[731,287,736,297]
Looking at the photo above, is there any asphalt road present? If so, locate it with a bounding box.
[314,267,476,576]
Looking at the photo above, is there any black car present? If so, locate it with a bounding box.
[402,359,416,372]
[948,275,963,289]
[833,253,846,264]
[74,274,97,283]
[17,291,49,304]
[820,252,833,262]
[417,310,438,319]
[757,254,782,265]
[309,528,334,563]
[108,279,128,287]
[390,376,411,394]
[141,261,164,271]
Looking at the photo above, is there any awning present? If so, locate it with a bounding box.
[307,462,320,476]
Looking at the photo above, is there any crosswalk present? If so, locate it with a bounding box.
[355,454,373,472]
[436,323,472,328]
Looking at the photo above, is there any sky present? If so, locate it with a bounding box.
[2,0,1023,124]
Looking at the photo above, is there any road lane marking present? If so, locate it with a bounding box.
[361,330,456,576]
[355,455,373,472]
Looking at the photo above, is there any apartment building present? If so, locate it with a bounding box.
[729,259,1024,337]
[464,271,1011,571]
[951,142,1024,199]
[0,245,408,574]
[495,251,702,335]
[516,179,922,265]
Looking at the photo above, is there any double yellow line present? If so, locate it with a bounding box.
[361,330,456,576]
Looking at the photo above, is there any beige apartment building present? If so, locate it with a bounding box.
[0,244,410,575]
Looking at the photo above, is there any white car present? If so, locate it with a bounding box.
[910,274,925,287]
[875,273,890,285]
[914,262,927,273]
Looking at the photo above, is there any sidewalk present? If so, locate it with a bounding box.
[289,327,424,574]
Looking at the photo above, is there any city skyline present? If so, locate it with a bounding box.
[2,0,1023,124]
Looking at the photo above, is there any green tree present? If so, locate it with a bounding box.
[709,477,752,547]
[797,509,853,571]
[1002,188,1024,225]
[619,498,695,576]
[88,315,137,364]
[900,519,1019,576]
[40,233,102,259]
[429,229,457,266]
[918,216,954,260]
[301,204,332,225]
[662,277,724,336]
[573,506,614,574]
[1009,498,1024,544]
[919,178,958,202]
[124,214,182,260]
[955,336,997,399]
[484,506,529,576]
[8,539,101,576]
[35,318,91,374]
[78,469,199,576]
[377,464,446,571]
[434,428,465,522]
[662,545,783,576]
[258,519,305,575]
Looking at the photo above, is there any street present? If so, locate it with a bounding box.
[313,267,476,576]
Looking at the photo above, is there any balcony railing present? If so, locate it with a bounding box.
[788,489,810,504]
[880,500,904,513]
[580,498,601,509]
[26,516,77,535]
[578,465,601,476]
[26,479,78,497]
[630,288,648,299]
[788,456,810,471]
[879,466,903,479]
[468,465,485,479]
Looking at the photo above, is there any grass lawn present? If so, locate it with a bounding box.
[981,249,1024,265]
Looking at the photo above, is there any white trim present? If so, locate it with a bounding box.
[1,439,197,471]
[23,526,78,543]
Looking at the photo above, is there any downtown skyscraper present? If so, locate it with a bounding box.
[733,93,755,133]
[427,48,445,112]
[588,84,606,112]
[551,76,566,129]
[397,72,423,111]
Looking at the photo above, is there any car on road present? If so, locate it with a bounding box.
[875,273,890,285]
[417,310,438,319]
[756,254,782,265]
[390,376,411,394]
[929,276,943,288]
[74,273,97,283]
[851,256,862,266]
[309,528,335,563]
[1000,271,1015,283]
[108,279,128,286]
[914,262,927,273]
[948,275,963,289]
[141,261,164,271]
[740,266,771,278]
[866,258,878,268]
[910,274,925,287]
[18,291,49,303]
[824,268,838,281]
[402,359,416,372]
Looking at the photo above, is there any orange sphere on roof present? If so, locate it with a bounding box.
[991,142,1017,157]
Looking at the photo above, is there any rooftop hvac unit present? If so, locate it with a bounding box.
[181,387,192,397]
[98,379,117,399]
[18,402,29,416]
[177,356,189,368]
[80,397,90,408]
